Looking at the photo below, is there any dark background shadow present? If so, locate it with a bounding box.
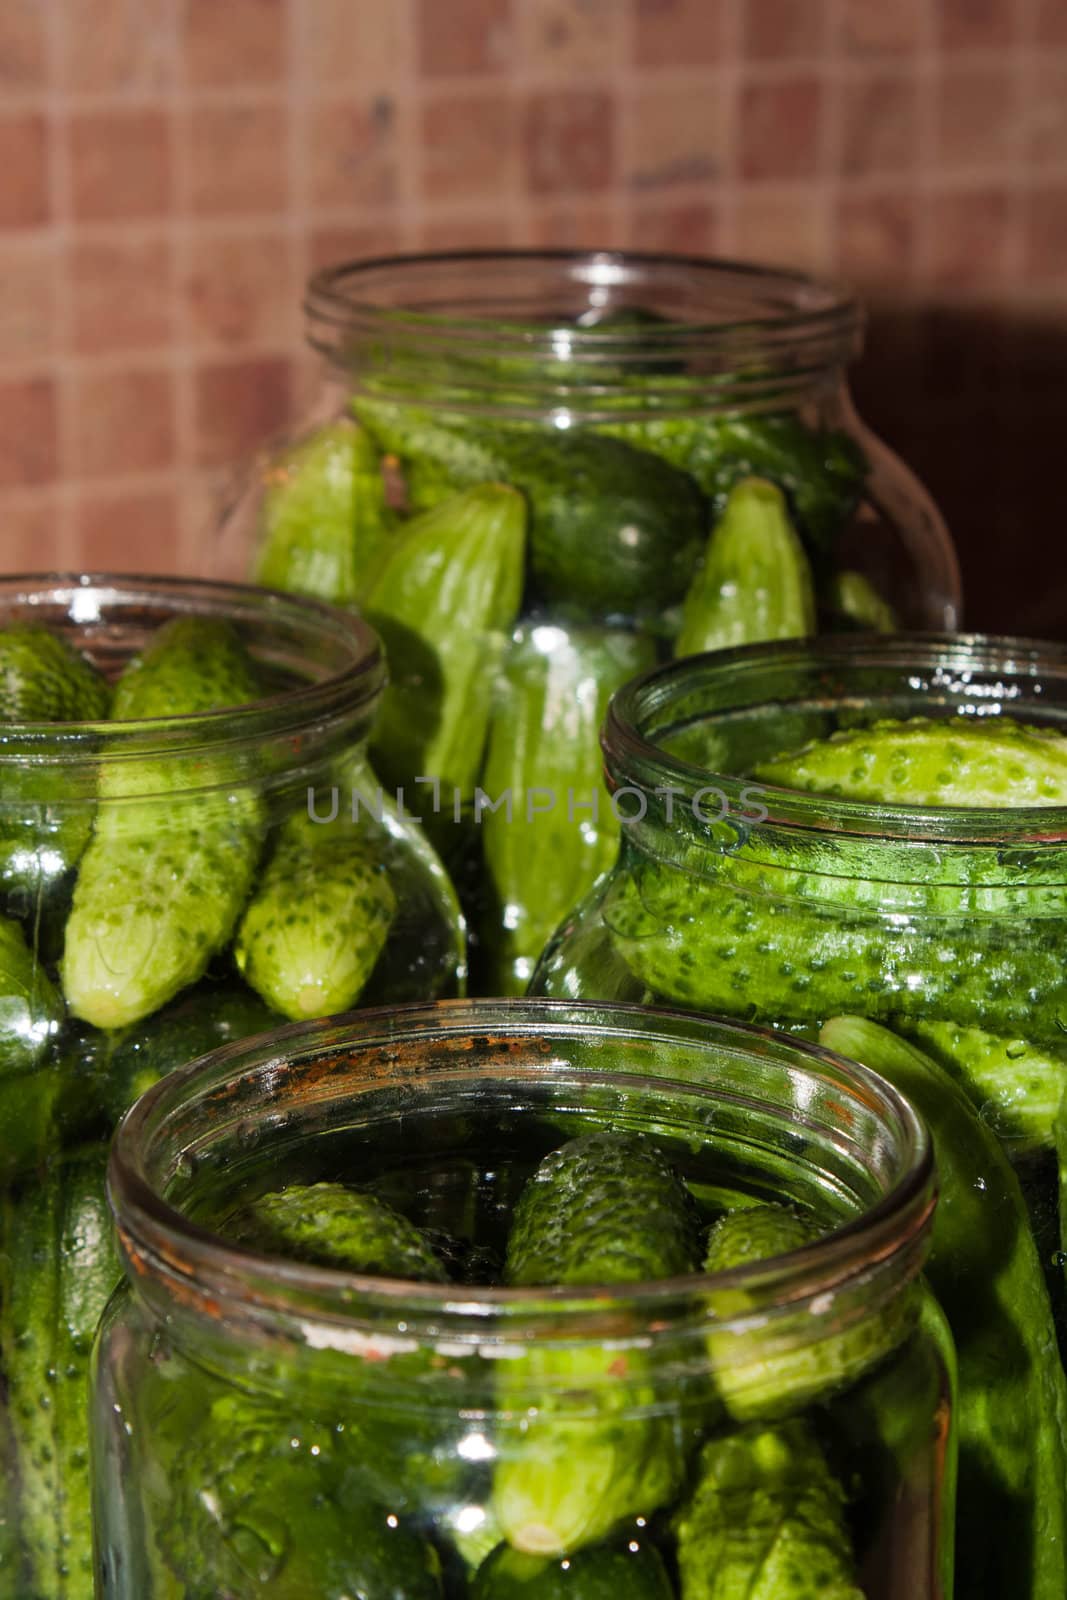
[854,302,1067,641]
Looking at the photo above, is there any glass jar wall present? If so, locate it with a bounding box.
[92,999,953,1600]
[0,575,464,1595]
[214,251,962,993]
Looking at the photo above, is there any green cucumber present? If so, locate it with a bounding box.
[234,807,397,1021]
[365,484,527,799]
[62,618,266,1029]
[224,1182,449,1281]
[0,624,110,724]
[481,622,657,995]
[824,569,897,632]
[755,715,1067,807]
[354,399,707,619]
[253,419,394,604]
[674,477,815,657]
[493,1132,704,1556]
[820,1016,1067,1600]
[674,1421,863,1600]
[703,1202,914,1422]
[472,1537,674,1600]
[1,1144,122,1599]
[0,912,65,1180]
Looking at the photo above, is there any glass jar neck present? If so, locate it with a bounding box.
[304,250,863,421]
[602,634,1067,890]
[0,576,384,801]
[108,1000,933,1403]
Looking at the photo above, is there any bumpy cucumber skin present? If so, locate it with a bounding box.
[62,618,266,1029]
[1,1144,121,1600]
[894,1018,1067,1154]
[225,1182,449,1281]
[0,624,110,723]
[365,484,527,799]
[235,808,397,1021]
[756,715,1067,807]
[599,845,1067,1042]
[472,1537,675,1600]
[481,623,657,995]
[354,399,707,619]
[820,1017,1067,1600]
[0,909,63,1074]
[674,1421,864,1600]
[703,1203,914,1423]
[674,477,816,657]
[254,419,393,605]
[494,1133,704,1557]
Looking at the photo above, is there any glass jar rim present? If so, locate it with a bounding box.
[605,632,1067,847]
[0,573,385,768]
[108,998,934,1343]
[304,250,863,413]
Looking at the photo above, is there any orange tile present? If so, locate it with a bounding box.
[69,110,173,223]
[184,231,296,350]
[1023,184,1067,279]
[0,496,64,574]
[418,215,516,250]
[836,192,917,283]
[307,96,399,210]
[0,0,46,91]
[633,0,725,68]
[934,65,1021,170]
[927,187,1011,288]
[626,84,729,192]
[733,190,832,273]
[68,235,173,356]
[935,0,1018,51]
[0,240,58,363]
[739,77,823,181]
[839,0,923,55]
[0,115,49,230]
[523,90,616,196]
[517,206,620,249]
[742,0,824,60]
[185,104,289,217]
[58,0,173,92]
[193,357,292,466]
[0,378,58,488]
[629,201,719,254]
[1035,0,1067,45]
[416,0,514,76]
[840,74,919,177]
[308,221,403,271]
[300,0,409,85]
[1028,62,1067,167]
[519,0,623,74]
[181,0,287,87]
[421,93,517,204]
[73,488,181,574]
[70,369,176,480]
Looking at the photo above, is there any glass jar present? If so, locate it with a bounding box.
[212,251,962,994]
[92,998,954,1599]
[532,633,1067,1161]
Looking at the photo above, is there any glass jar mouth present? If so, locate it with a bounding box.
[0,574,385,771]
[305,250,863,416]
[606,632,1067,847]
[109,998,933,1343]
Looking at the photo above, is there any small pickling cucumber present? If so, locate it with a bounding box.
[224,1182,449,1281]
[472,1537,675,1600]
[755,715,1067,807]
[0,623,110,724]
[674,1421,864,1600]
[480,622,657,995]
[354,399,707,619]
[62,618,266,1030]
[824,569,897,633]
[0,912,65,1180]
[674,477,816,657]
[234,807,396,1021]
[365,485,527,800]
[253,419,394,605]
[493,1132,705,1556]
[821,1017,1067,1600]
[703,1202,914,1422]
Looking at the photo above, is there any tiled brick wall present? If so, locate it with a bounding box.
[1,0,1066,628]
